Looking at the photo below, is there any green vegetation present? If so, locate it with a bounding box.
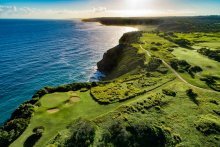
[65,118,96,147]
[162,89,176,97]
[0,103,35,146]
[196,115,220,135]
[198,47,220,62]
[2,18,220,146]
[83,16,220,32]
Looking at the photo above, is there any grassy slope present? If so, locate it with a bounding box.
[10,32,220,146]
[140,32,220,90]
[173,47,220,88]
[94,80,220,146]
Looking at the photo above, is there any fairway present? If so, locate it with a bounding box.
[173,47,220,76]
[10,91,122,147]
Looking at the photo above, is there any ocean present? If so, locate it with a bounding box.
[0,19,137,124]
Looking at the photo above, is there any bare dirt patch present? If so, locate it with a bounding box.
[47,108,60,113]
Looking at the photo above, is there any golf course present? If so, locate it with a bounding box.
[1,16,220,147]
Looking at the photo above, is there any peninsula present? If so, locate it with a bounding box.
[1,16,220,147]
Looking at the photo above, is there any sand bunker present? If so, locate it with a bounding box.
[69,96,80,103]
[47,108,60,113]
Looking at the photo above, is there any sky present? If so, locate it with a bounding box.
[0,0,220,19]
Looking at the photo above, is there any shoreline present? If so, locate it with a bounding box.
[2,16,220,146]
[0,19,138,125]
[0,22,141,146]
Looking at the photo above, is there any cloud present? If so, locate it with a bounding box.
[93,7,107,13]
[0,5,17,13]
[0,5,109,18]
[0,5,35,16]
[0,5,83,18]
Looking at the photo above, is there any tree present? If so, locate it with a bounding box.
[65,118,96,147]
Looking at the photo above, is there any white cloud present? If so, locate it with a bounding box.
[0,5,214,19]
[93,7,107,13]
[0,5,17,13]
[0,5,92,18]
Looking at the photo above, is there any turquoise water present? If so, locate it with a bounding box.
[0,19,136,124]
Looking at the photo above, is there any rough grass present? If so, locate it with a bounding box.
[175,32,220,50]
[91,71,175,103]
[139,33,178,63]
[92,80,220,147]
[138,32,220,90]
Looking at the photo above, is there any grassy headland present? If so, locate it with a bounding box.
[1,16,220,147]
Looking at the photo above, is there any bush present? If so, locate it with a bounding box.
[101,120,179,147]
[0,118,30,146]
[146,58,162,72]
[196,116,220,135]
[65,118,96,147]
[170,59,191,73]
[101,121,130,146]
[173,38,192,48]
[162,89,176,97]
[0,102,35,146]
[189,66,203,73]
[0,130,10,146]
[24,127,45,147]
[33,126,45,136]
[150,47,159,51]
[186,89,199,105]
[11,104,34,119]
[198,48,220,62]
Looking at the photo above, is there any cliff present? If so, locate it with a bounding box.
[97,31,146,80]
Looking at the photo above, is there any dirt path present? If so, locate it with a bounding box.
[140,45,219,94]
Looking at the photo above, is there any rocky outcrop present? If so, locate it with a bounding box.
[97,32,146,80]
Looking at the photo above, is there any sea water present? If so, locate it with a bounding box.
[0,19,137,124]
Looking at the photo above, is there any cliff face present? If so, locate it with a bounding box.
[97,32,146,80]
[97,45,123,75]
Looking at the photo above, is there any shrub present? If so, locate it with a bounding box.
[80,88,88,92]
[0,118,30,146]
[101,120,179,147]
[65,118,96,147]
[101,121,130,147]
[189,66,203,73]
[11,104,34,119]
[167,48,174,52]
[162,89,176,97]
[32,88,49,98]
[170,59,191,73]
[0,102,35,146]
[173,38,192,48]
[24,127,45,147]
[198,48,220,62]
[150,47,159,51]
[146,58,162,72]
[0,130,10,146]
[196,116,220,135]
[186,89,199,105]
[33,126,45,136]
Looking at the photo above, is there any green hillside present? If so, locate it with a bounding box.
[1,30,220,147]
